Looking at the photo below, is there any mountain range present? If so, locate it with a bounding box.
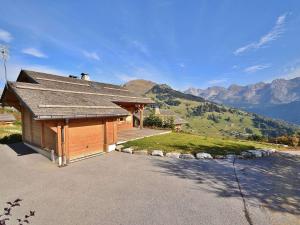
[123,80,299,138]
[185,77,300,125]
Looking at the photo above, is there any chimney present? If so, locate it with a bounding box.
[155,106,160,115]
[81,73,90,81]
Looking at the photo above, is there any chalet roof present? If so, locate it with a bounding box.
[1,70,154,120]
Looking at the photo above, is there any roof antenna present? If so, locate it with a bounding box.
[0,45,9,87]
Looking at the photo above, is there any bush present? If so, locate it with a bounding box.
[248,134,265,142]
[162,117,175,129]
[143,114,163,128]
[245,127,253,134]
[0,133,22,144]
[143,113,175,129]
[269,135,300,146]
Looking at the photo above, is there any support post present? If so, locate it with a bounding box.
[139,105,144,129]
[57,124,62,167]
[104,119,109,152]
[64,119,69,164]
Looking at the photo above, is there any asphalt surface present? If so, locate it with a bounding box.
[0,143,299,225]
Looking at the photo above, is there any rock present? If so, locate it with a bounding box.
[180,154,195,159]
[122,147,133,154]
[196,152,213,159]
[166,152,181,158]
[247,150,262,158]
[261,150,270,157]
[226,154,236,160]
[115,145,124,151]
[134,150,148,155]
[214,155,226,159]
[241,151,253,159]
[151,150,164,157]
[262,148,276,154]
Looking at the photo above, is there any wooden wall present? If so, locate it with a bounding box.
[117,105,135,131]
[21,107,122,161]
[22,108,57,153]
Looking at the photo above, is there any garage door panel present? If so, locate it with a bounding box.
[68,120,104,158]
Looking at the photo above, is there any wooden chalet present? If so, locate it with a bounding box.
[0,70,153,166]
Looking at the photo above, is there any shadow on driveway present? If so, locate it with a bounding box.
[152,153,300,216]
[7,142,37,156]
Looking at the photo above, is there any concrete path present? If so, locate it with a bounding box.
[0,143,299,225]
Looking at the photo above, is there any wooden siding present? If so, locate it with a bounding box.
[21,107,132,161]
[105,118,117,145]
[22,108,57,152]
[31,119,42,146]
[116,105,134,131]
[44,121,57,152]
[23,108,31,142]
[68,119,105,159]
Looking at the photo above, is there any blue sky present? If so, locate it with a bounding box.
[0,0,300,90]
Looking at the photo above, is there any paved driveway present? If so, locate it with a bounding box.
[0,143,299,225]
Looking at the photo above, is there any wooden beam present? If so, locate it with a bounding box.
[104,119,109,152]
[57,124,62,158]
[65,119,70,163]
[139,105,144,129]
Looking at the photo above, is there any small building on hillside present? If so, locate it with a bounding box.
[1,70,153,166]
[0,113,16,124]
[135,107,187,131]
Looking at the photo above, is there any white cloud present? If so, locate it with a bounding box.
[0,29,13,43]
[244,64,270,73]
[131,40,149,56]
[234,13,288,55]
[208,78,227,85]
[178,63,185,68]
[82,50,100,61]
[275,64,300,80]
[22,48,47,58]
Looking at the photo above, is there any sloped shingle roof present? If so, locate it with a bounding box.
[2,70,154,120]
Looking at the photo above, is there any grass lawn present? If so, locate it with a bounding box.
[123,132,278,156]
[0,108,22,143]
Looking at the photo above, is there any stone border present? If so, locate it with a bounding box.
[116,145,277,160]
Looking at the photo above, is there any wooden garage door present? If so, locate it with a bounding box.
[68,120,104,159]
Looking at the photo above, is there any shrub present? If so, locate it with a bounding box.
[143,114,163,128]
[162,117,175,129]
[143,114,175,129]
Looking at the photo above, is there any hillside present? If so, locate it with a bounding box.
[145,84,299,138]
[123,79,157,95]
[185,77,300,125]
